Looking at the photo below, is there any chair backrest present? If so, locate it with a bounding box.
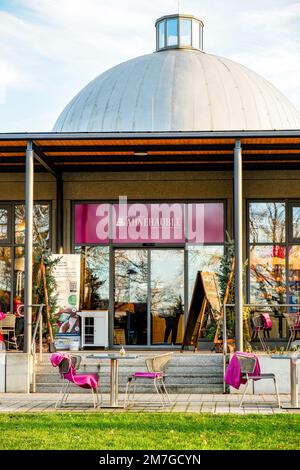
[284,312,300,329]
[236,354,257,374]
[57,354,82,378]
[252,312,264,328]
[145,352,173,373]
[0,313,16,329]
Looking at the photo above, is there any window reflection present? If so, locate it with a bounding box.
[288,245,300,308]
[180,18,191,46]
[166,18,178,46]
[15,204,50,246]
[158,20,165,49]
[114,249,148,346]
[292,206,300,239]
[151,249,184,345]
[250,245,286,305]
[75,246,109,310]
[14,247,25,305]
[188,245,223,307]
[249,202,285,243]
[0,208,8,241]
[192,20,200,49]
[0,247,11,312]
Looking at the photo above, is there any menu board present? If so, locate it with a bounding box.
[51,254,81,312]
[181,271,221,351]
[201,272,221,320]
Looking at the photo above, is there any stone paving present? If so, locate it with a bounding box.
[0,393,299,414]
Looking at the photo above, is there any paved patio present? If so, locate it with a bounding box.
[1,393,299,414]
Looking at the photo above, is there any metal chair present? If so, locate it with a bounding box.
[0,313,18,350]
[251,312,269,351]
[52,354,101,409]
[236,353,281,407]
[124,352,173,408]
[284,313,300,351]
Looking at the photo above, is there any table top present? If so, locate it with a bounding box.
[87,354,139,360]
[271,353,300,360]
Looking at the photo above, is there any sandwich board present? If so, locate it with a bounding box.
[181,271,221,352]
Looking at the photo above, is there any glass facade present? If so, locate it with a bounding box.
[0,202,50,313]
[248,200,300,339]
[74,201,225,347]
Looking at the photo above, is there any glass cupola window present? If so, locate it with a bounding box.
[155,14,204,51]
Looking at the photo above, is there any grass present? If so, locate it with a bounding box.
[0,413,299,450]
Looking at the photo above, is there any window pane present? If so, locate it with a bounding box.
[0,207,8,241]
[249,202,285,243]
[250,245,286,304]
[192,20,200,48]
[288,245,300,308]
[114,249,148,346]
[188,245,223,307]
[151,249,184,345]
[0,247,11,312]
[75,246,109,310]
[14,246,25,307]
[180,18,191,46]
[167,18,178,46]
[15,204,50,245]
[292,206,300,239]
[158,21,165,48]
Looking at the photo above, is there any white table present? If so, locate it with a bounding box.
[271,353,300,408]
[87,353,139,407]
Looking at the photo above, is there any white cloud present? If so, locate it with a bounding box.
[0,0,299,131]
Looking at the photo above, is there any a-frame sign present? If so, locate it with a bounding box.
[181,271,221,352]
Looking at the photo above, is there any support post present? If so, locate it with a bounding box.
[234,139,243,351]
[24,141,34,353]
[56,173,63,253]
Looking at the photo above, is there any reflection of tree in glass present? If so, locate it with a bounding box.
[151,250,184,316]
[75,246,109,309]
[14,205,49,246]
[0,209,8,239]
[250,246,285,314]
[0,247,11,311]
[249,202,285,243]
[115,250,148,303]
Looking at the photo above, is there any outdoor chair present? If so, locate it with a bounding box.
[251,312,272,351]
[0,313,18,350]
[283,313,300,351]
[236,353,281,408]
[50,353,101,409]
[124,352,173,408]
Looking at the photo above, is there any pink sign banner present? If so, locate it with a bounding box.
[74,201,224,245]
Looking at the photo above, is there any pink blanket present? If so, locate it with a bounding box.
[224,352,261,389]
[50,352,98,390]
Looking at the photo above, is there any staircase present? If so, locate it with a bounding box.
[34,352,224,394]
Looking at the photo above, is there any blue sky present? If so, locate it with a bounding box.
[0,0,300,132]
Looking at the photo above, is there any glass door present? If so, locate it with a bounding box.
[114,249,148,346]
[151,249,184,345]
[113,247,184,347]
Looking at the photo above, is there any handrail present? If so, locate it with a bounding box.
[222,303,300,393]
[19,304,45,393]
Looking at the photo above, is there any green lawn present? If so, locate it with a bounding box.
[0,413,299,450]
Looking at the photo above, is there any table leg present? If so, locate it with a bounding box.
[110,358,119,407]
[290,358,299,408]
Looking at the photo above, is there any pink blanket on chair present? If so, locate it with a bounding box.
[50,352,98,390]
[224,352,261,389]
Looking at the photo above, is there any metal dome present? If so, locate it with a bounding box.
[53,18,300,132]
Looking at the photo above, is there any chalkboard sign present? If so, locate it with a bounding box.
[181,271,221,352]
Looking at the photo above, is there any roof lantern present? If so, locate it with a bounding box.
[155,13,204,52]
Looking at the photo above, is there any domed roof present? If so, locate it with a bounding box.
[53,16,300,132]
